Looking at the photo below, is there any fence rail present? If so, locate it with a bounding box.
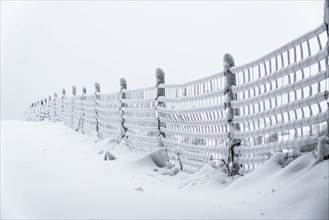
[25,1,329,175]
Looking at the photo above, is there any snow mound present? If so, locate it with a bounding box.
[162,167,179,176]
[90,137,121,153]
[134,187,144,192]
[108,137,120,144]
[148,148,168,167]
[2,121,328,219]
[177,162,236,191]
[314,135,329,164]
[111,140,132,154]
[128,148,169,168]
[222,151,328,219]
[103,151,116,161]
[233,152,290,186]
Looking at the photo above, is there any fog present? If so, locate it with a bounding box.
[0,1,323,120]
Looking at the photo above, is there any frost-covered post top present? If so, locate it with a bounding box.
[54,93,57,98]
[62,89,66,96]
[156,68,165,86]
[120,78,127,90]
[156,68,165,99]
[223,53,235,73]
[223,53,240,175]
[119,78,127,138]
[72,86,76,96]
[324,0,329,24]
[95,82,101,93]
[82,87,86,95]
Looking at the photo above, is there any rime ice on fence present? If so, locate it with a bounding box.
[71,86,82,131]
[120,78,128,139]
[156,68,166,147]
[230,18,329,174]
[47,95,54,121]
[157,68,229,173]
[25,1,329,175]
[224,53,241,175]
[122,75,159,153]
[96,84,122,139]
[63,88,71,127]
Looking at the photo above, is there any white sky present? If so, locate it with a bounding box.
[0,1,324,120]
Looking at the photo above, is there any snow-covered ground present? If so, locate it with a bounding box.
[1,121,328,219]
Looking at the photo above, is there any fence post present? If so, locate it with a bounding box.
[72,86,76,129]
[54,93,57,122]
[36,101,39,121]
[29,103,32,121]
[95,82,101,138]
[155,68,166,147]
[37,102,39,121]
[34,102,36,121]
[31,103,34,121]
[62,89,66,122]
[45,98,49,120]
[42,98,45,120]
[80,87,86,133]
[41,99,45,121]
[224,53,241,176]
[37,101,40,121]
[48,96,52,121]
[33,103,35,121]
[120,78,127,139]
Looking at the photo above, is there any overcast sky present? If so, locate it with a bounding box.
[0,1,324,120]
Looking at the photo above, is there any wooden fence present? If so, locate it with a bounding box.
[25,1,329,175]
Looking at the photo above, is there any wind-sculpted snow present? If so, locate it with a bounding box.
[128,148,169,168]
[1,121,328,219]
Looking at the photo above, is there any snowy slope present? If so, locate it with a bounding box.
[1,121,328,219]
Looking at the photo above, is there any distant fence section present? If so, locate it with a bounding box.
[25,2,329,175]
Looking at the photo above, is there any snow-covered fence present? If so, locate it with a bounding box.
[50,93,59,122]
[157,70,229,173]
[95,85,121,139]
[47,96,54,121]
[34,101,40,121]
[71,86,80,130]
[122,82,159,153]
[119,78,128,138]
[25,1,329,175]
[81,92,97,136]
[62,88,72,127]
[40,99,47,121]
[25,102,38,121]
[231,23,329,174]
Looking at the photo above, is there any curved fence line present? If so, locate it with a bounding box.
[24,2,329,176]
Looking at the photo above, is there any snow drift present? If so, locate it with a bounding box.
[127,147,169,168]
[1,121,328,219]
